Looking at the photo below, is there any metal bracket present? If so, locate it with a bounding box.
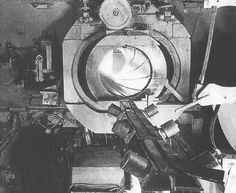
[164,81,185,102]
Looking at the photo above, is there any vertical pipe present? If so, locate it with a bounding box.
[45,41,52,73]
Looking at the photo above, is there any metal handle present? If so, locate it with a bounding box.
[175,96,207,114]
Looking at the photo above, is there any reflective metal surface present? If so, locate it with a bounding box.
[98,46,152,97]
[85,33,169,103]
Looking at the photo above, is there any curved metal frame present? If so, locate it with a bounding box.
[72,30,181,111]
[72,31,107,112]
[149,29,181,101]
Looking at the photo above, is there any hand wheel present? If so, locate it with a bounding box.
[31,112,64,134]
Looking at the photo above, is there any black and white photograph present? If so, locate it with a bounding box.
[0,0,236,192]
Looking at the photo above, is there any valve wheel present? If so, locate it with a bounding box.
[31,113,64,134]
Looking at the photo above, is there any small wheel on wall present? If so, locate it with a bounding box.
[31,112,65,135]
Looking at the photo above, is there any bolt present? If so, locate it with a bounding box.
[84,17,89,23]
[45,129,51,134]
[126,30,132,36]
[113,9,119,16]
[150,40,157,47]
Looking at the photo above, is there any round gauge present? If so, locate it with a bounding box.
[99,0,132,30]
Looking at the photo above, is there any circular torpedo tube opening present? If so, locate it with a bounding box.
[97,46,152,98]
[75,32,175,108]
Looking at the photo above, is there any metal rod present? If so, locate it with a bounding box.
[175,96,206,114]
[199,6,218,84]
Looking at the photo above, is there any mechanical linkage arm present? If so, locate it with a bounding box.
[108,100,224,192]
